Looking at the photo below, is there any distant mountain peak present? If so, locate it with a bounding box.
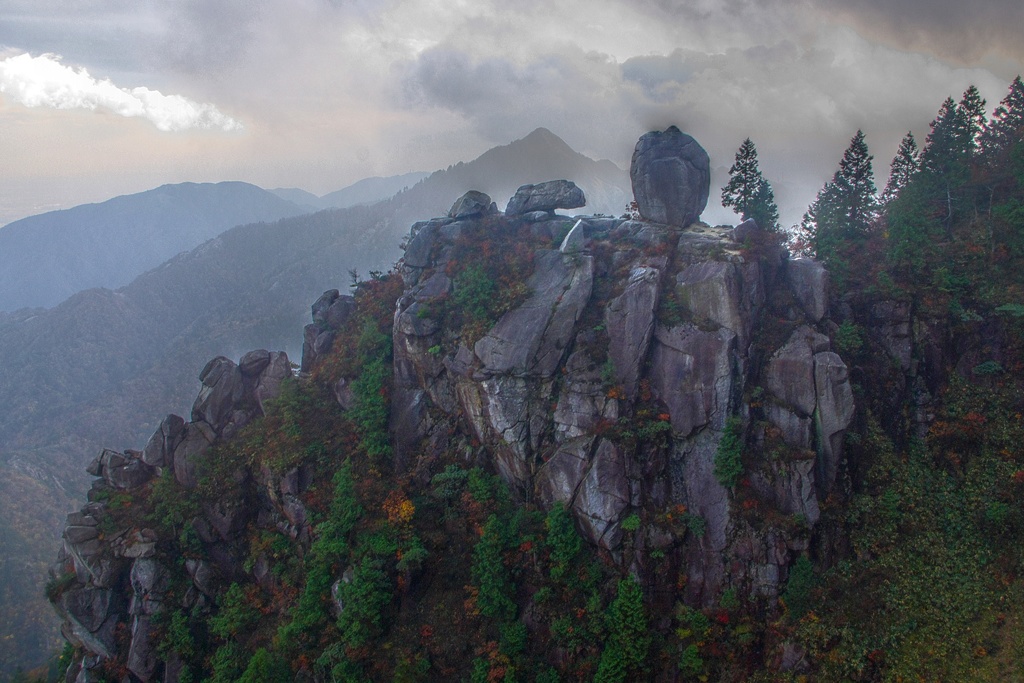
[521,126,560,141]
[514,127,575,152]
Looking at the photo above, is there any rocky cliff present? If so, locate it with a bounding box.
[48,129,854,682]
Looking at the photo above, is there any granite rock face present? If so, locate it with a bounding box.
[51,131,855,677]
[390,141,852,606]
[630,126,711,227]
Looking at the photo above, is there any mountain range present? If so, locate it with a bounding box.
[270,171,431,212]
[0,182,308,312]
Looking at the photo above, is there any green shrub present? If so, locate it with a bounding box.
[535,667,561,683]
[335,556,392,648]
[431,464,469,503]
[453,264,497,321]
[470,657,490,683]
[147,470,199,538]
[396,536,429,572]
[678,643,704,677]
[44,571,76,602]
[834,320,864,356]
[593,642,627,683]
[466,468,510,506]
[209,583,258,640]
[995,303,1024,317]
[682,513,706,538]
[598,576,650,681]
[714,417,744,489]
[207,643,244,683]
[545,503,582,582]
[237,648,291,683]
[783,555,815,621]
[349,355,392,459]
[158,610,195,659]
[972,360,1004,376]
[500,621,528,656]
[472,515,516,621]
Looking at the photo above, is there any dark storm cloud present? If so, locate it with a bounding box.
[816,0,1024,63]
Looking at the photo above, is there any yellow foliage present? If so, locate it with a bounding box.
[383,490,415,526]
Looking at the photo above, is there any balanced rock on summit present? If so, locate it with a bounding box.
[630,125,710,227]
[505,179,586,215]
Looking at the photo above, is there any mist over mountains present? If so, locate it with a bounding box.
[0,128,631,675]
[270,172,431,212]
[0,182,308,312]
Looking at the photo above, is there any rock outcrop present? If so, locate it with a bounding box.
[50,130,854,679]
[389,131,852,606]
[51,351,293,682]
[630,126,711,227]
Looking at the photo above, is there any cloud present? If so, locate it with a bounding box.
[812,0,1024,65]
[0,52,242,132]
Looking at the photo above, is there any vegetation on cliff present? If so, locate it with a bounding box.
[37,74,1024,683]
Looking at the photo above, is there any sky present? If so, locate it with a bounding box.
[1,0,1022,229]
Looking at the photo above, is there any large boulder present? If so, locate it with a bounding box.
[87,449,156,490]
[448,191,496,219]
[552,345,617,441]
[630,126,710,227]
[870,300,912,372]
[141,415,186,469]
[535,436,595,508]
[505,180,586,215]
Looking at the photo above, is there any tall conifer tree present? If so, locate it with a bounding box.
[881,132,920,207]
[957,85,988,156]
[721,138,780,231]
[801,130,877,262]
[918,87,986,231]
[981,75,1024,165]
[920,97,962,179]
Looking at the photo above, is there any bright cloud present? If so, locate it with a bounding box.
[0,52,242,132]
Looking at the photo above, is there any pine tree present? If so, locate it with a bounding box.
[801,130,877,263]
[595,576,651,682]
[721,138,780,231]
[881,131,920,207]
[981,75,1024,166]
[918,89,986,231]
[920,97,962,179]
[957,85,987,156]
[751,177,781,233]
[835,130,879,233]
